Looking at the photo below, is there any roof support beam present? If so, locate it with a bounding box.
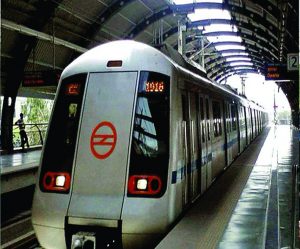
[82,0,135,47]
[213,68,260,82]
[206,59,263,73]
[125,6,173,39]
[2,19,87,53]
[210,65,263,81]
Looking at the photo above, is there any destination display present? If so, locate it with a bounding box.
[145,81,165,93]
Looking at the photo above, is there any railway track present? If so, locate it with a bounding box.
[1,211,40,249]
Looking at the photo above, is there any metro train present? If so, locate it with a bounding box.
[32,40,268,249]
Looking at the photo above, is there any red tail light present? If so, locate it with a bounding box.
[42,172,71,192]
[128,175,162,196]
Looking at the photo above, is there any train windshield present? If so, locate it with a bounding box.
[128,71,169,196]
[39,73,87,193]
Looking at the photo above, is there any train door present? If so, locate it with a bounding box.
[198,95,212,192]
[231,103,239,159]
[244,106,249,145]
[239,105,246,151]
[189,93,200,200]
[67,72,138,220]
[225,102,232,166]
[181,90,201,204]
[206,97,213,186]
[246,107,252,143]
[250,108,254,140]
[181,91,191,205]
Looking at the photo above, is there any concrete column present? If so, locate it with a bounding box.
[1,95,16,152]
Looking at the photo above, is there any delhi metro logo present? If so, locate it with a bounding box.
[90,121,117,159]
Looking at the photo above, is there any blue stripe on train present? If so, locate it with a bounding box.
[171,138,238,184]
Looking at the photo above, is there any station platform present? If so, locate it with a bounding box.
[0,125,298,249]
[1,150,41,173]
[156,125,299,249]
[1,150,41,194]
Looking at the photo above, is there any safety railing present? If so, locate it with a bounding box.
[12,123,48,149]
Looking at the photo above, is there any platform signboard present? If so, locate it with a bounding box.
[22,70,61,87]
[265,62,298,81]
[265,64,287,80]
[287,53,299,71]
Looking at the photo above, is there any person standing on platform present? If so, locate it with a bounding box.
[15,113,30,152]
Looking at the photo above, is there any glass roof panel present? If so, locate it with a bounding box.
[189,9,231,21]
[203,24,238,33]
[206,36,242,43]
[215,45,245,51]
[226,57,251,62]
[230,62,253,67]
[195,0,223,2]
[173,0,223,3]
[234,66,255,70]
[173,0,256,78]
[222,52,249,56]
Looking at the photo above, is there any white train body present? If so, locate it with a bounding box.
[32,40,268,249]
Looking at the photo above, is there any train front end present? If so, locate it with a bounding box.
[32,41,172,249]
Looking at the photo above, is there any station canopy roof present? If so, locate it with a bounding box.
[1,0,299,113]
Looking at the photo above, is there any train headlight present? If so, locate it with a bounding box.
[42,171,71,192]
[72,238,83,249]
[136,179,148,190]
[55,175,66,187]
[128,175,162,196]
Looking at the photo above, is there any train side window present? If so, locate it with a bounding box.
[212,100,222,137]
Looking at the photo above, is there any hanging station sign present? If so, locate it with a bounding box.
[22,70,61,87]
[265,63,298,81]
[265,64,287,81]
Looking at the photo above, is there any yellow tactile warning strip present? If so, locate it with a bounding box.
[156,128,271,249]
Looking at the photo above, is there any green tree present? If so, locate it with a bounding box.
[21,98,53,124]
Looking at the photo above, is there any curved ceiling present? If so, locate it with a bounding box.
[1,0,299,118]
